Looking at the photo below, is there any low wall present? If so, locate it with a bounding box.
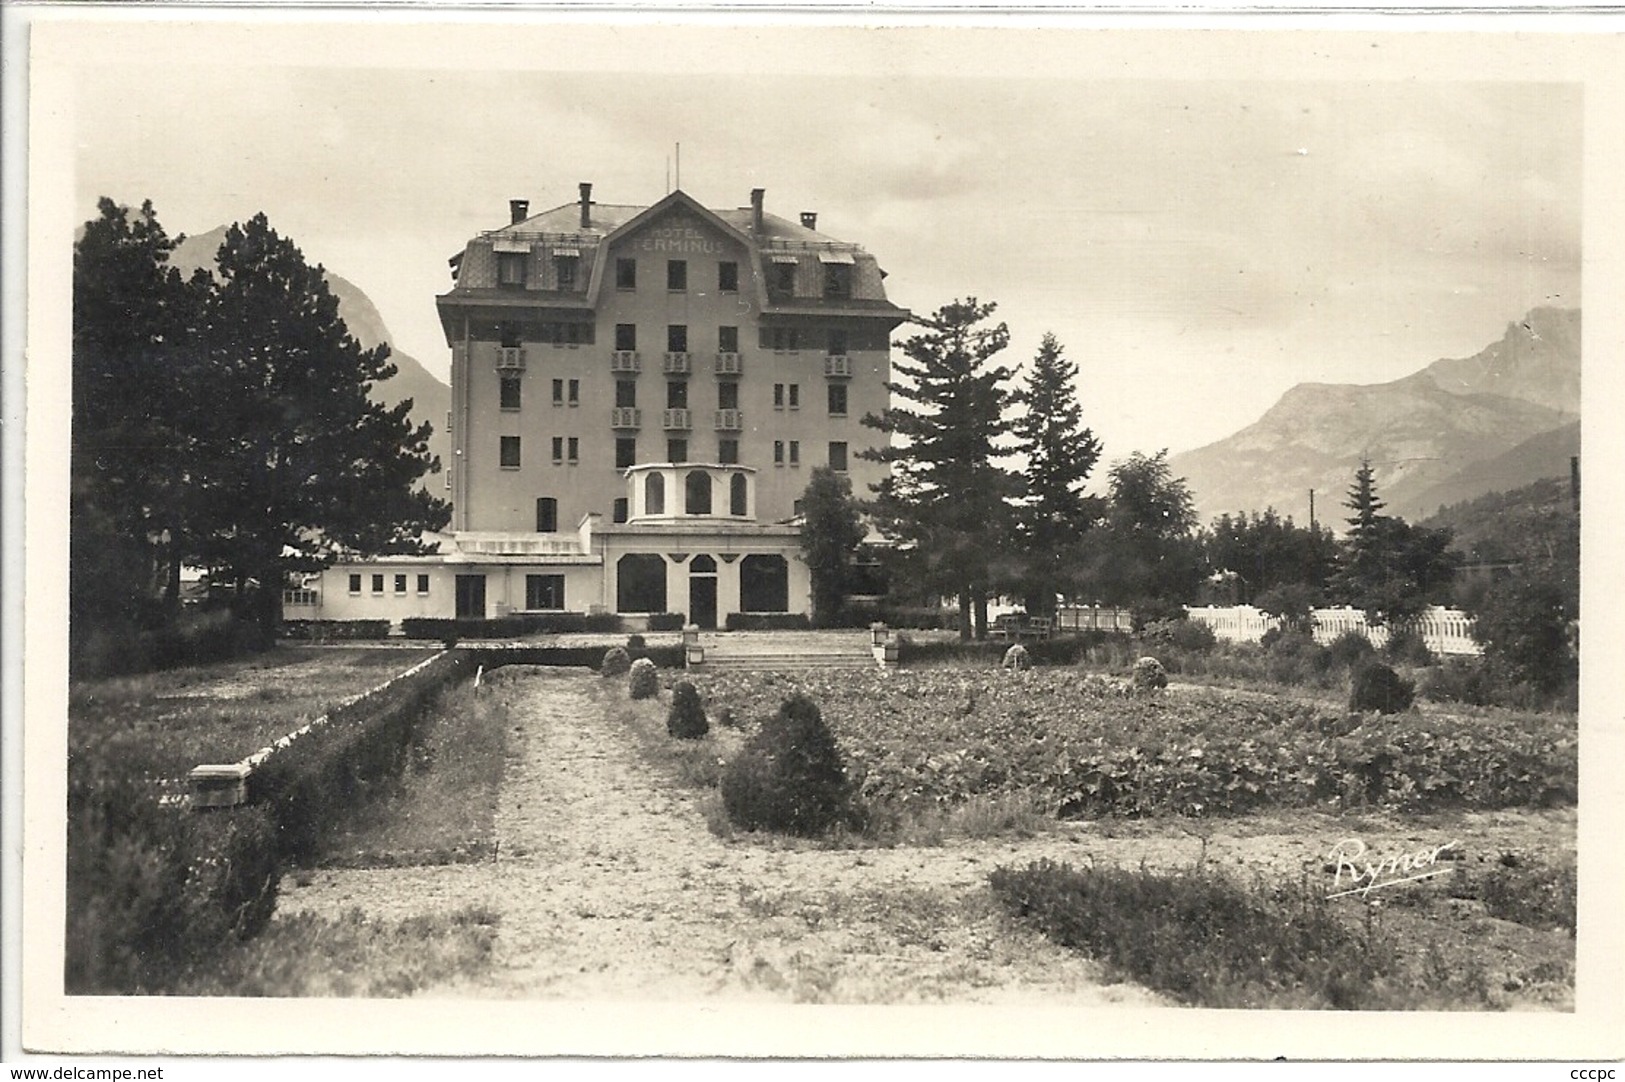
[1187,605,1481,656]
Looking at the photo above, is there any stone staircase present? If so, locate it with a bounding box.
[685,630,887,672]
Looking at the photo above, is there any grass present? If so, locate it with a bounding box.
[171,905,500,996]
[313,676,513,867]
[68,645,440,779]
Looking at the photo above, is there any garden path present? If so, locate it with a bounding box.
[275,667,1166,1006]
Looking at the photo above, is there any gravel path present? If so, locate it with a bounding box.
[276,667,1164,1004]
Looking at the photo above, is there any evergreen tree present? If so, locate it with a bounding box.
[861,298,1019,639]
[1011,332,1104,616]
[798,467,866,628]
[1332,459,1459,625]
[1335,459,1387,603]
[189,213,450,631]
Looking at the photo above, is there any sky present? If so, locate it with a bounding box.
[65,20,1584,465]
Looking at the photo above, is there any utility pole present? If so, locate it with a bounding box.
[1309,489,1316,530]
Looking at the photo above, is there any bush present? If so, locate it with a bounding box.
[628,657,659,700]
[625,634,647,650]
[1129,599,1187,632]
[666,680,709,739]
[724,613,813,631]
[1141,618,1216,654]
[1383,626,1435,667]
[1349,661,1414,714]
[1325,630,1377,670]
[1254,583,1319,635]
[1002,644,1032,671]
[1132,656,1168,692]
[1471,576,1577,695]
[647,612,686,632]
[600,646,632,677]
[720,693,853,835]
[1417,656,1500,707]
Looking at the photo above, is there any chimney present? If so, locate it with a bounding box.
[509,199,529,225]
[800,211,818,231]
[579,182,593,229]
[750,188,765,233]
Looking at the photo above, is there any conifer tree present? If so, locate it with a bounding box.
[861,298,1019,639]
[1011,332,1103,615]
[798,467,866,628]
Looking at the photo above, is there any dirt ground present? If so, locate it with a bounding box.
[274,667,1575,1006]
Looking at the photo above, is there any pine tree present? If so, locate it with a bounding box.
[798,467,866,628]
[1011,332,1103,615]
[190,213,450,631]
[1336,458,1388,603]
[860,298,1019,639]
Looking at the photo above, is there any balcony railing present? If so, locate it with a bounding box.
[496,347,526,372]
[610,351,641,373]
[662,408,693,431]
[823,354,852,378]
[715,352,743,376]
[662,352,692,375]
[610,407,642,429]
[715,409,743,431]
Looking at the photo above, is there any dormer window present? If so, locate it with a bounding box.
[554,253,579,291]
[497,251,527,288]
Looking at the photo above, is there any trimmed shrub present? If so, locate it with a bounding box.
[1132,656,1168,692]
[625,634,647,650]
[628,657,659,700]
[600,646,632,677]
[1349,661,1414,715]
[1002,644,1032,671]
[666,680,709,739]
[720,693,852,835]
[724,612,813,631]
[647,612,686,632]
[1325,630,1377,670]
[400,613,621,639]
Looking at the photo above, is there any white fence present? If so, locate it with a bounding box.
[1055,606,1136,634]
[1186,604,1481,656]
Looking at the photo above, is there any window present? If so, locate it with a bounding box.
[829,441,848,472]
[718,325,738,353]
[718,381,739,411]
[536,497,558,533]
[774,383,785,409]
[555,255,578,291]
[667,324,688,353]
[615,437,637,469]
[500,375,522,411]
[498,251,527,288]
[718,438,739,465]
[667,438,688,463]
[741,554,790,613]
[615,324,637,351]
[773,261,796,294]
[416,574,430,594]
[552,379,564,406]
[730,473,748,516]
[774,440,784,465]
[827,383,847,416]
[823,262,852,299]
[828,328,848,356]
[568,379,579,406]
[551,436,564,463]
[612,497,629,523]
[616,554,667,614]
[667,259,687,292]
[526,574,565,610]
[371,573,385,594]
[616,258,636,290]
[788,384,800,410]
[764,326,800,352]
[348,573,362,594]
[500,436,521,469]
[645,472,665,515]
[567,437,579,463]
[616,380,637,408]
[667,381,688,409]
[789,440,800,466]
[394,574,407,594]
[718,261,739,292]
[685,470,712,515]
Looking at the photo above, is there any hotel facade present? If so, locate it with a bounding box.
[288,185,909,628]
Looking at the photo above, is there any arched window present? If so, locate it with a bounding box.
[740,554,789,613]
[730,473,748,517]
[690,554,717,574]
[685,470,712,515]
[616,554,667,613]
[645,472,665,515]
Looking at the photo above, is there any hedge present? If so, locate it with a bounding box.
[898,632,1115,667]
[400,613,623,639]
[280,619,392,641]
[724,613,813,631]
[646,612,686,632]
[470,644,685,670]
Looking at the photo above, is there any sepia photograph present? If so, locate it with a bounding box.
[6,7,1624,1066]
